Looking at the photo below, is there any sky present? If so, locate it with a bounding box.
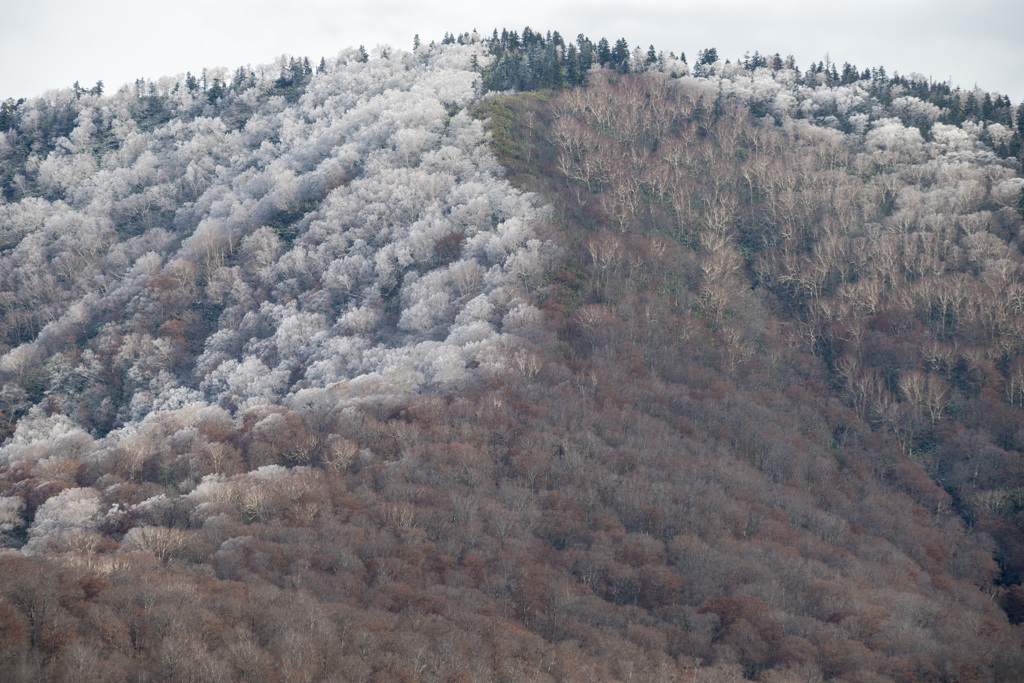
[2,0,1022,103]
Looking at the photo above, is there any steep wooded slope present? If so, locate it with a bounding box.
[0,32,1022,681]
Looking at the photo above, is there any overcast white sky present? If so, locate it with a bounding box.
[3,1,1022,103]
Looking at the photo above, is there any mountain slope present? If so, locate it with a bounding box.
[0,32,1022,681]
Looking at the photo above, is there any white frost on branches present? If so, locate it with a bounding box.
[23,487,102,554]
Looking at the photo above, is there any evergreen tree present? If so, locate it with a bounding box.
[544,47,565,89]
[840,62,858,84]
[0,99,16,132]
[207,78,225,103]
[947,91,964,123]
[698,47,718,65]
[612,38,630,72]
[577,34,594,73]
[965,91,979,120]
[996,95,1013,125]
[744,51,766,70]
[982,92,994,121]
[566,44,581,86]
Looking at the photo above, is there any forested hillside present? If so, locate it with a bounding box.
[0,29,1023,681]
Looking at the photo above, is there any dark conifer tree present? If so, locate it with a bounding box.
[577,34,594,74]
[565,44,581,86]
[947,91,964,123]
[982,92,994,121]
[698,47,719,65]
[840,62,858,84]
[612,38,630,72]
[0,99,16,131]
[965,91,979,120]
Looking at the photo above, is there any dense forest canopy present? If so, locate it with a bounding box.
[0,28,1022,681]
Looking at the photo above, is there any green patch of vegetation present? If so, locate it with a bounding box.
[472,91,550,182]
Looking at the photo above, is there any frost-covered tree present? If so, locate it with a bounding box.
[23,487,101,553]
